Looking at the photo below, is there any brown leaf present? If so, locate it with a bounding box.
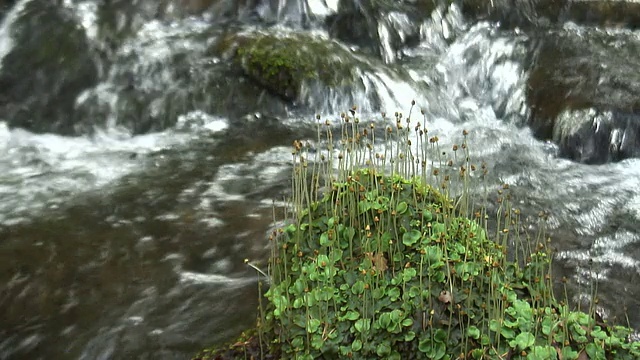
[373,252,388,272]
[438,290,452,304]
[365,252,388,273]
[577,349,589,360]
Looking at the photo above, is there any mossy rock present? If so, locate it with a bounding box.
[217,31,363,101]
[196,167,640,359]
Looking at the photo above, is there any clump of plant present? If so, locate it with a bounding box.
[194,104,640,360]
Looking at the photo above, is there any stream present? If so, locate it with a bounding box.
[1,0,639,359]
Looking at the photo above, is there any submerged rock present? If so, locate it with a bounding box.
[527,27,640,163]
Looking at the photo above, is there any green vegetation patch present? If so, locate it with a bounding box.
[195,109,640,360]
[232,32,359,100]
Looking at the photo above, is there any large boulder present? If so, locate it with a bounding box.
[0,1,99,134]
[74,24,290,134]
[527,27,640,163]
[216,29,429,112]
[217,30,359,101]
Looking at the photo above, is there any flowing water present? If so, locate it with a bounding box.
[1,1,639,359]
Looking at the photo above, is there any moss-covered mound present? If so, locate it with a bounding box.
[195,168,640,360]
[218,31,361,101]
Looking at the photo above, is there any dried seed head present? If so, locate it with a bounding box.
[411,99,416,106]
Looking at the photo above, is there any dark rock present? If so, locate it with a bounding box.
[326,0,437,63]
[0,1,99,134]
[553,109,640,164]
[527,28,640,163]
[459,0,640,30]
[220,30,360,101]
[216,29,427,112]
[563,0,640,29]
[74,25,290,135]
[459,0,566,29]
[0,0,17,21]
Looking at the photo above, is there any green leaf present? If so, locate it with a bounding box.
[402,229,422,246]
[402,267,417,282]
[352,339,362,352]
[376,342,392,356]
[527,345,557,360]
[378,312,391,329]
[307,318,321,333]
[560,347,579,359]
[354,318,370,333]
[345,310,360,321]
[585,343,605,360]
[591,327,608,340]
[396,201,409,214]
[467,326,481,340]
[434,329,447,343]
[344,227,356,242]
[510,332,535,351]
[405,331,416,342]
[311,334,324,349]
[390,309,403,322]
[387,287,401,301]
[352,281,365,295]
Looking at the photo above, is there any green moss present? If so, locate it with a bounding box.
[230,32,359,100]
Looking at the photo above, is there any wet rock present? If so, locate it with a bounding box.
[216,29,431,112]
[217,30,362,101]
[75,25,289,134]
[460,0,640,29]
[553,109,640,164]
[326,0,437,63]
[563,0,640,29]
[460,0,565,28]
[527,27,640,163]
[163,0,261,22]
[0,1,99,134]
[0,0,16,21]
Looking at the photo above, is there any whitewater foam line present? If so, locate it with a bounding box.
[0,0,33,71]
